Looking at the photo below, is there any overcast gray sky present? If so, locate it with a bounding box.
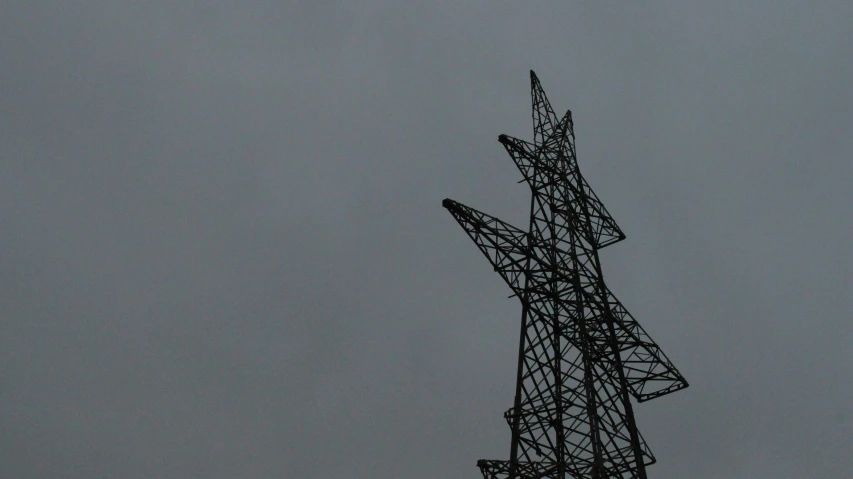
[1,2,851,478]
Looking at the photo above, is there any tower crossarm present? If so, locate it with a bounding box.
[598,289,690,402]
[498,134,626,251]
[442,198,531,297]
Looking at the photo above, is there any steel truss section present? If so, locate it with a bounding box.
[442,71,687,479]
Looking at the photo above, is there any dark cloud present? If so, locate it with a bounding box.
[1,2,851,478]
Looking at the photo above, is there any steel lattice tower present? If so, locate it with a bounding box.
[442,71,688,479]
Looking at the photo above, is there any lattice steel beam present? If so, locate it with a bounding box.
[442,71,687,479]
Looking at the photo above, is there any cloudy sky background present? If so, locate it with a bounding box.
[1,2,851,478]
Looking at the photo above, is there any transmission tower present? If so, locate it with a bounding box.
[442,71,688,479]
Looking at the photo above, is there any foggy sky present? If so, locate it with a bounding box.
[1,2,851,478]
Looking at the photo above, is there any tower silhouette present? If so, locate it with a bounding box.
[442,71,687,479]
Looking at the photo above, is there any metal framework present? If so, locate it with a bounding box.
[442,71,688,479]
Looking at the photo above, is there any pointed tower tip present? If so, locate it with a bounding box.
[529,70,538,80]
[442,198,454,209]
